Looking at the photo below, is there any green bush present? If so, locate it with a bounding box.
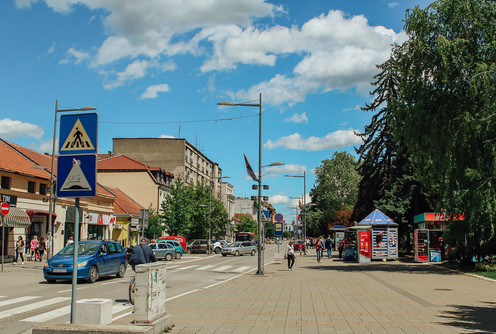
[474,255,496,272]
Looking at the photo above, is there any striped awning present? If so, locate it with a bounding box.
[1,208,31,228]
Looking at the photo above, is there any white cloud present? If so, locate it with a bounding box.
[104,60,153,90]
[388,2,400,9]
[263,164,307,178]
[264,129,362,151]
[284,112,308,124]
[22,2,404,104]
[0,118,44,140]
[269,194,290,205]
[158,134,174,138]
[141,84,170,99]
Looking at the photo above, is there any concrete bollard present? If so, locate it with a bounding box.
[274,253,283,264]
[76,298,113,325]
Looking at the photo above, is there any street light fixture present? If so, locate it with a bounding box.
[48,100,96,258]
[217,93,267,275]
[285,171,307,250]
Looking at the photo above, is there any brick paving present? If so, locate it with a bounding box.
[164,253,496,334]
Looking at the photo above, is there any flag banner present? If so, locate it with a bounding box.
[243,154,259,182]
[299,200,302,210]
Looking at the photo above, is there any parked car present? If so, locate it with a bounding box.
[294,240,305,251]
[221,241,257,256]
[211,240,226,254]
[43,240,127,284]
[186,239,210,254]
[159,240,183,259]
[149,242,176,261]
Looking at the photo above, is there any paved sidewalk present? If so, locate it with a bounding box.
[160,253,496,334]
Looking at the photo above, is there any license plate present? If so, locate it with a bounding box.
[53,268,67,273]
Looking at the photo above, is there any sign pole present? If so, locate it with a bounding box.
[1,215,4,272]
[70,197,80,324]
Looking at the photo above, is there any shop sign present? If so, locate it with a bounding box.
[87,213,113,225]
[65,206,83,223]
[130,218,139,227]
[0,194,17,207]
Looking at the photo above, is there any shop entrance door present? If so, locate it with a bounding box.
[414,229,429,262]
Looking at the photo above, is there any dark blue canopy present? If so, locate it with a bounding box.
[358,209,397,226]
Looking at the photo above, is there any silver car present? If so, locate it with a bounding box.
[221,241,257,257]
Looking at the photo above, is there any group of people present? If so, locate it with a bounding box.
[285,235,336,270]
[13,235,48,264]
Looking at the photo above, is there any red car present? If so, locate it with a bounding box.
[293,241,305,251]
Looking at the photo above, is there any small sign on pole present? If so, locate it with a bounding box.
[1,202,9,272]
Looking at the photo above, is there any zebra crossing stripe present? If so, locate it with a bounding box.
[214,265,232,271]
[195,265,215,270]
[173,265,199,271]
[232,266,251,272]
[0,296,39,308]
[0,297,70,320]
[21,305,70,323]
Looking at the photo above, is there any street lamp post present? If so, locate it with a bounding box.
[285,171,307,251]
[48,100,96,258]
[217,94,285,275]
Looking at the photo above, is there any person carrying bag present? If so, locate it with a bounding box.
[286,240,295,271]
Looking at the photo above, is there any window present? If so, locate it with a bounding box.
[108,243,118,254]
[28,181,35,193]
[39,183,47,195]
[1,176,10,189]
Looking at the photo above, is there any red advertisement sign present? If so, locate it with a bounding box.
[358,231,371,258]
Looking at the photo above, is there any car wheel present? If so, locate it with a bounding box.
[46,279,56,284]
[87,266,98,283]
[251,249,256,256]
[222,254,227,257]
[165,253,173,261]
[234,250,240,256]
[116,263,126,278]
[215,247,221,254]
[187,248,192,254]
[175,252,182,260]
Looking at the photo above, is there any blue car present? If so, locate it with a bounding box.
[43,240,127,283]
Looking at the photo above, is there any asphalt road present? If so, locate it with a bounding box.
[0,243,280,334]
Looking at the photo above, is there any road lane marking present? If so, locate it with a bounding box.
[195,265,215,270]
[101,279,126,286]
[0,297,70,320]
[21,305,70,322]
[214,265,232,272]
[0,296,39,308]
[232,266,251,272]
[57,287,86,294]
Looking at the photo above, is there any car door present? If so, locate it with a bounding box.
[98,243,111,275]
[241,242,249,255]
[150,243,164,259]
[106,242,121,273]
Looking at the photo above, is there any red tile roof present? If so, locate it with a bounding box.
[0,139,51,180]
[97,155,150,171]
[104,186,144,215]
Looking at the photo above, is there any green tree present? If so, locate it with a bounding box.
[144,207,164,240]
[161,178,194,237]
[235,215,257,235]
[309,151,361,235]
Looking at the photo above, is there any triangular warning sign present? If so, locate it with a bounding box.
[60,118,95,151]
[60,158,92,191]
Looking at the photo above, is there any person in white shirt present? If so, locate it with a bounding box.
[286,240,295,271]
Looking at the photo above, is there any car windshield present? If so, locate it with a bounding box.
[230,242,242,247]
[58,243,100,256]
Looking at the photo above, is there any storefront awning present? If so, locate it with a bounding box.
[26,210,57,223]
[1,208,31,228]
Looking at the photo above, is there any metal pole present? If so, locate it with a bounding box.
[1,215,4,272]
[257,93,263,275]
[70,198,80,324]
[303,171,307,254]
[48,100,58,259]
[209,181,212,254]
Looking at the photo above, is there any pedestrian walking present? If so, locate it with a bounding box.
[338,239,345,259]
[286,240,295,270]
[325,236,332,259]
[14,236,25,265]
[38,237,47,262]
[30,236,38,261]
[316,237,323,263]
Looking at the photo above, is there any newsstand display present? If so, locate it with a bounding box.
[358,209,398,260]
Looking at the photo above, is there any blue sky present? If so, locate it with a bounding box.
[0,0,432,222]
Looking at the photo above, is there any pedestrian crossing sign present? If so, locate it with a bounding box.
[56,154,96,197]
[59,113,98,155]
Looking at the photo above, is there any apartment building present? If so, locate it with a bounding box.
[112,138,226,202]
